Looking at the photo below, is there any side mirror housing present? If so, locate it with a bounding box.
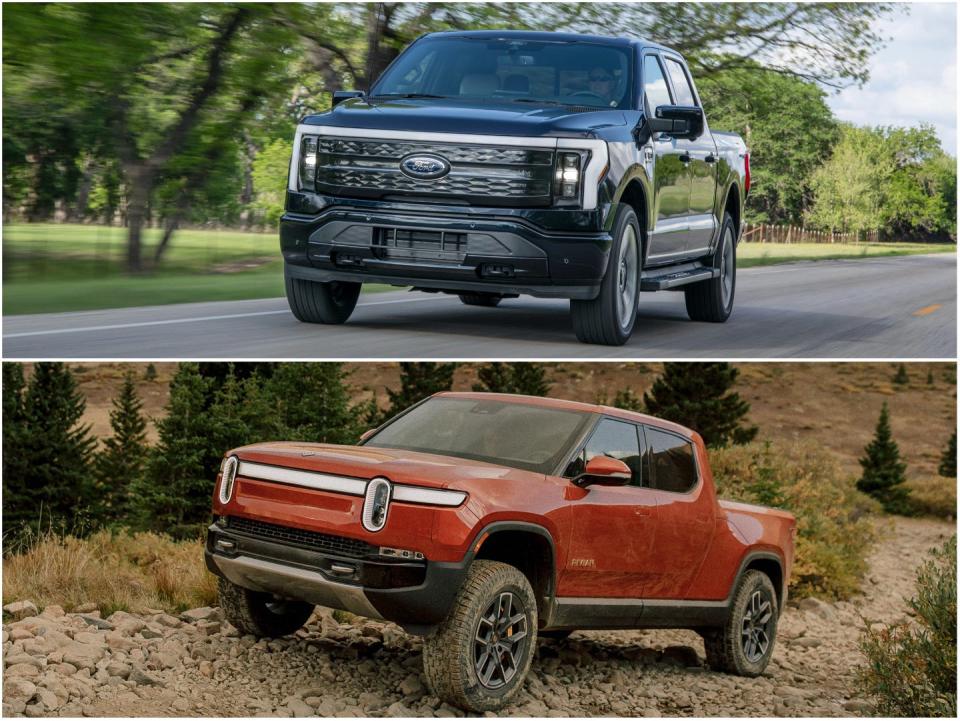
[648,105,704,139]
[574,455,632,488]
[333,90,365,107]
[359,428,377,442]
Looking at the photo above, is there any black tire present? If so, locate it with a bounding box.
[459,293,502,308]
[685,213,737,322]
[423,560,537,712]
[571,205,641,346]
[217,577,314,638]
[539,629,573,641]
[701,570,778,676]
[285,273,361,324]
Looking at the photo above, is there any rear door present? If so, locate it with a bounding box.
[642,426,716,599]
[642,52,691,264]
[662,54,718,255]
[559,417,657,598]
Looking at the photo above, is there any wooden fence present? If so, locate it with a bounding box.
[741,223,881,244]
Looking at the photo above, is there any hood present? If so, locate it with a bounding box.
[232,442,544,491]
[303,97,628,138]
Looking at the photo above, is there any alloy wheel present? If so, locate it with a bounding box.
[740,590,773,662]
[720,227,734,308]
[616,225,639,332]
[474,592,529,689]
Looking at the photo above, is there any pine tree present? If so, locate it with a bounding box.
[597,387,644,412]
[893,363,909,385]
[263,363,365,444]
[938,431,956,478]
[4,363,97,536]
[382,363,456,422]
[927,369,935,386]
[642,363,758,448]
[133,363,215,537]
[472,363,551,396]
[94,370,148,524]
[857,402,911,514]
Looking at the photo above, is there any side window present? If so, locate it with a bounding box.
[664,58,696,107]
[572,418,644,487]
[642,55,672,111]
[646,427,698,493]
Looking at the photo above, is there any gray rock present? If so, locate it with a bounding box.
[197,621,221,636]
[791,637,823,648]
[140,628,163,640]
[39,605,65,619]
[24,701,46,717]
[844,699,874,714]
[798,597,835,621]
[6,663,41,677]
[286,697,314,717]
[5,652,45,668]
[73,603,98,614]
[399,673,425,697]
[180,607,219,623]
[105,661,131,679]
[4,600,39,620]
[78,615,113,631]
[152,613,182,629]
[61,642,106,670]
[128,668,163,687]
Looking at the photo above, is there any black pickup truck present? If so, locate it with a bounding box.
[282,30,749,345]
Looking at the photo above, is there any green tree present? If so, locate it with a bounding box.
[381,362,456,422]
[251,137,293,225]
[893,363,910,385]
[94,370,149,523]
[262,363,365,443]
[3,363,97,536]
[857,402,911,514]
[134,363,214,536]
[642,363,757,448]
[472,363,551,396]
[598,387,645,413]
[939,432,956,478]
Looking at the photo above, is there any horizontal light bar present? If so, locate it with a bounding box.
[236,461,467,507]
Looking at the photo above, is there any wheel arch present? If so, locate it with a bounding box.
[614,176,650,263]
[733,550,786,613]
[722,180,742,239]
[469,521,557,627]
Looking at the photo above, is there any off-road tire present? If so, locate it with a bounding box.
[685,213,737,322]
[459,293,503,308]
[701,570,778,676]
[217,577,314,638]
[285,274,361,324]
[423,560,538,712]
[571,205,641,346]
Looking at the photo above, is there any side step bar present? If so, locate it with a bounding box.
[640,262,719,291]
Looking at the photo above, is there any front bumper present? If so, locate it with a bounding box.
[280,193,614,300]
[205,521,468,632]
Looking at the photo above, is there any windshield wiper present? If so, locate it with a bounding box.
[508,98,571,107]
[369,93,449,100]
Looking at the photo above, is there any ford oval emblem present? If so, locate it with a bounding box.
[399,153,450,180]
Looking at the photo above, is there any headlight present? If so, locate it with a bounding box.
[218,456,239,504]
[362,477,392,532]
[554,151,585,203]
[298,135,319,191]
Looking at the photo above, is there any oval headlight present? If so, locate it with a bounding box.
[362,477,392,532]
[218,456,239,504]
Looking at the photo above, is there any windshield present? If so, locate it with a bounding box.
[371,37,634,110]
[365,397,594,474]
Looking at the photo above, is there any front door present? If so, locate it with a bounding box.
[559,417,657,599]
[642,53,690,264]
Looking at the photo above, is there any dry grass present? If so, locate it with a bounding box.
[907,475,958,519]
[2,529,217,615]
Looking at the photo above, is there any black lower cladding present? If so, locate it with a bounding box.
[205,520,469,625]
[280,192,614,300]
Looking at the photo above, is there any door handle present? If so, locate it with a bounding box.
[704,154,717,163]
[678,153,691,163]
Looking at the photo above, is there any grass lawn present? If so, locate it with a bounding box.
[3,223,955,315]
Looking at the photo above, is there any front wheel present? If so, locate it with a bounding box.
[285,274,361,324]
[701,570,779,676]
[217,577,314,638]
[570,205,641,346]
[685,213,737,322]
[422,560,537,712]
[459,293,503,308]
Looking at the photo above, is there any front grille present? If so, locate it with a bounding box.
[225,516,377,559]
[313,137,555,206]
[370,227,467,264]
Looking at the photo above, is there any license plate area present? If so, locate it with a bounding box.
[372,227,467,264]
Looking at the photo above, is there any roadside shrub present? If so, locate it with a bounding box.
[858,536,957,717]
[907,475,957,519]
[2,528,216,615]
[710,441,878,600]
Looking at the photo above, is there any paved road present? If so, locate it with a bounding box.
[4,253,955,359]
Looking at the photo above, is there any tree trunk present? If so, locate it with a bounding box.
[153,213,180,265]
[125,167,152,274]
[69,157,96,222]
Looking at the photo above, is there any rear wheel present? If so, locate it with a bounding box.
[218,577,314,638]
[459,293,503,308]
[685,213,736,322]
[570,205,641,346]
[423,560,537,712]
[285,273,361,324]
[701,570,778,676]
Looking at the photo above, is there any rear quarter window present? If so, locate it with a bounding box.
[646,427,698,493]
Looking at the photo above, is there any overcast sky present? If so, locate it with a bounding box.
[826,1,957,155]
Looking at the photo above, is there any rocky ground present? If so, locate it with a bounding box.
[3,516,953,718]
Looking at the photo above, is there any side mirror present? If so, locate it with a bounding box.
[333,90,365,107]
[359,428,377,442]
[648,105,703,139]
[574,455,632,488]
